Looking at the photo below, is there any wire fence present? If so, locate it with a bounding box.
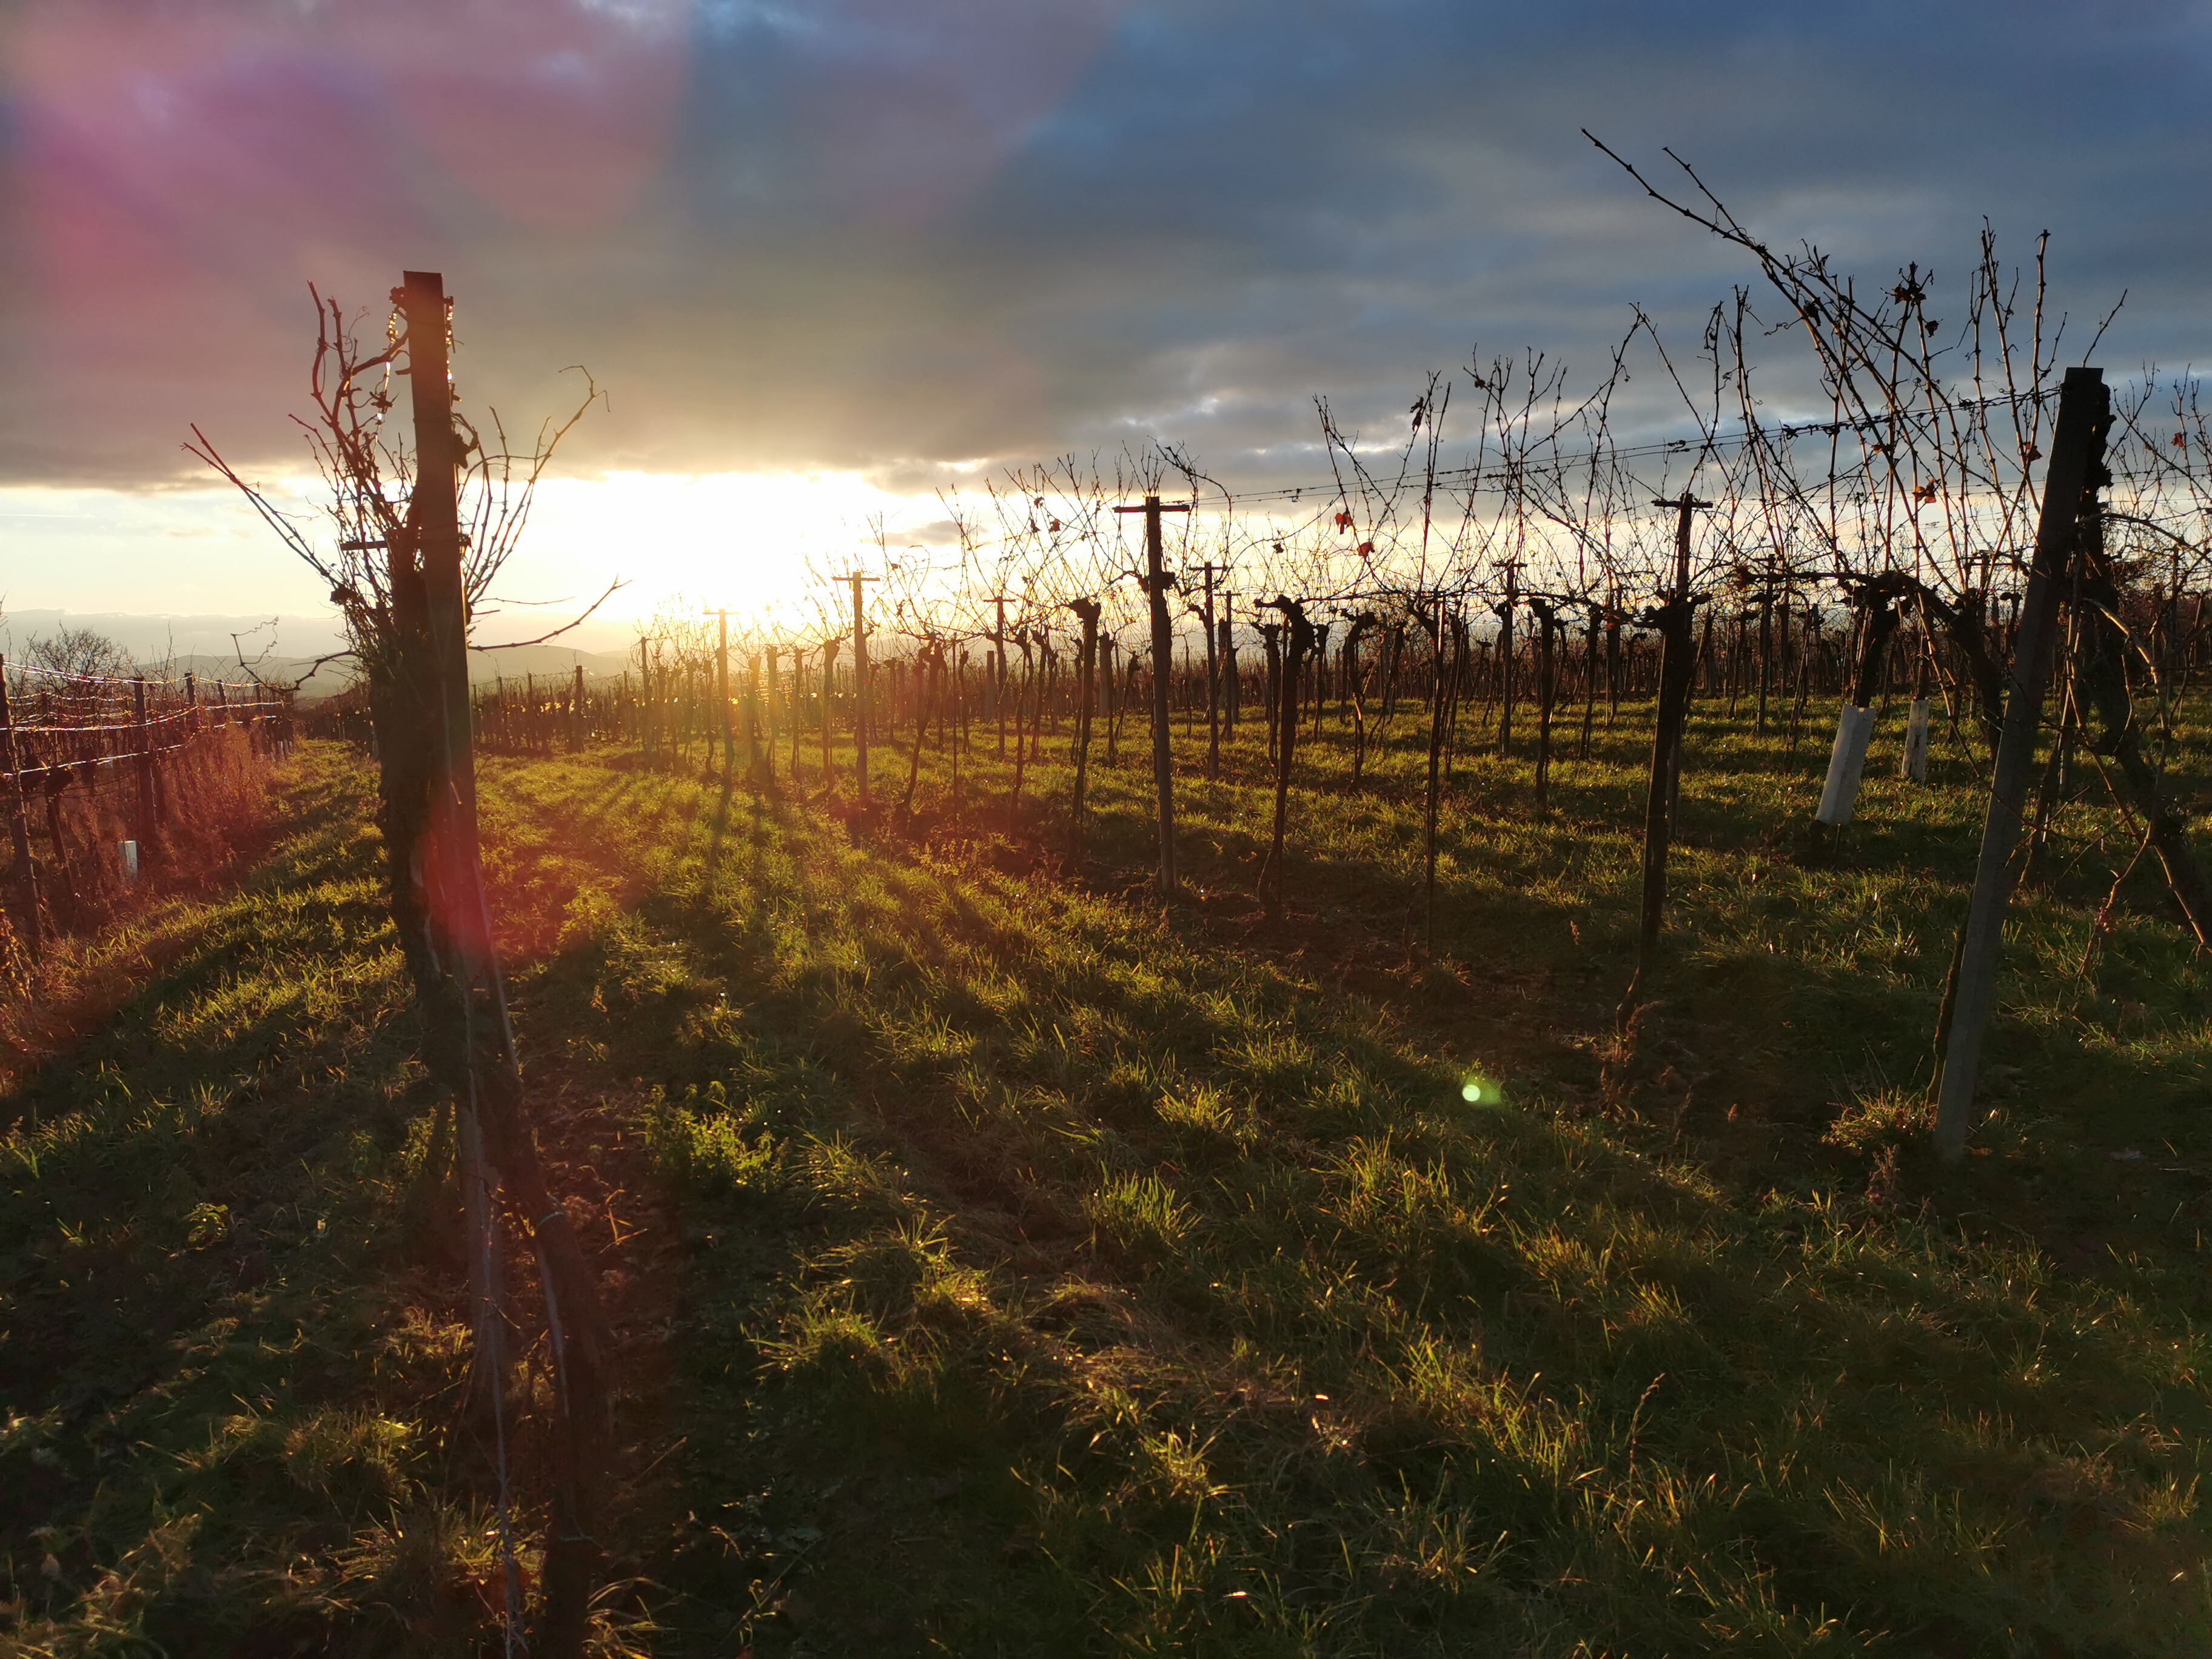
[1,659,297,957]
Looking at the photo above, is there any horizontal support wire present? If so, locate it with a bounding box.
[2,662,273,691]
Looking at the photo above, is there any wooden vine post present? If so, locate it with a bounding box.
[1116,492,1191,897]
[398,270,611,1656]
[747,652,766,782]
[1754,567,1778,737]
[1191,560,1224,779]
[1220,609,1240,731]
[1935,366,2111,1161]
[836,570,879,808]
[132,675,156,862]
[1529,596,1561,814]
[819,636,840,788]
[0,659,45,956]
[712,609,735,785]
[1419,597,1451,951]
[1617,491,1709,1031]
[1260,597,1314,919]
[990,595,1010,760]
[1067,598,1102,854]
[1495,560,1518,759]
[1578,600,1603,760]
[763,646,782,783]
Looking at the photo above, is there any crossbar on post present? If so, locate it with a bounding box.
[1114,494,1193,897]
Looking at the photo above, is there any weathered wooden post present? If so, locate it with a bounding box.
[897,643,931,816]
[1,659,44,955]
[990,594,1010,760]
[1260,597,1314,919]
[819,635,840,789]
[1614,584,1636,722]
[1010,627,1037,810]
[1495,560,1518,759]
[1419,598,1451,950]
[1344,611,1377,787]
[1220,609,1240,732]
[398,270,609,1654]
[1192,560,1224,779]
[763,645,782,784]
[785,644,805,786]
[950,648,967,822]
[1530,595,1561,814]
[1114,493,1191,897]
[129,675,158,860]
[1068,598,1101,854]
[1617,492,1709,1031]
[1754,571,1777,738]
[834,572,878,806]
[1935,366,2110,1161]
[712,609,734,784]
[746,652,764,782]
[1101,635,1119,763]
[769,641,787,787]
[1577,599,1603,761]
[1261,621,1282,766]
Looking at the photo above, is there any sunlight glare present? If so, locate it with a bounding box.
[504,469,954,627]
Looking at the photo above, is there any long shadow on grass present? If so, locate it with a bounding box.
[500,756,2212,1654]
[0,756,491,1655]
[548,800,2212,1654]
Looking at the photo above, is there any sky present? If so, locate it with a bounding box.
[5,0,2211,642]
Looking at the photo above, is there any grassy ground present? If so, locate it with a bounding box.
[5,691,2210,1655]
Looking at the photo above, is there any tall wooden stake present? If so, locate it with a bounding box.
[1068,598,1101,854]
[0,659,44,956]
[1261,597,1313,919]
[1617,492,1708,1031]
[991,595,1010,760]
[1935,366,2111,1161]
[1192,560,1223,779]
[1495,561,1518,759]
[132,676,155,859]
[1530,597,1559,814]
[1116,493,1191,897]
[834,572,879,806]
[400,270,609,1657]
[712,609,734,785]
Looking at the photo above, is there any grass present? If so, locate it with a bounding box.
[5,688,2211,1655]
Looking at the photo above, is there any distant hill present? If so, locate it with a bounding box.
[460,643,638,689]
[170,645,639,702]
[2,610,642,701]
[0,609,347,667]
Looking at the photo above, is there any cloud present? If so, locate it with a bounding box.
[4,0,2210,498]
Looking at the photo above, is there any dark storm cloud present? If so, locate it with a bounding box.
[5,0,2210,491]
